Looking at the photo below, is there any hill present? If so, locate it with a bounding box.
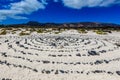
[0,21,120,29]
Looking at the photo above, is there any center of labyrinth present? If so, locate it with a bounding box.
[0,35,120,76]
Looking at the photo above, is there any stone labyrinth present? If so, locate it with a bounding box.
[0,35,120,79]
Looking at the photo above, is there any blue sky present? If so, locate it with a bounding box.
[0,0,120,24]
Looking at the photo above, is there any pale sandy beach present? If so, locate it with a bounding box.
[0,30,120,80]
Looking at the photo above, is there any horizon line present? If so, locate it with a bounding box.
[1,21,120,25]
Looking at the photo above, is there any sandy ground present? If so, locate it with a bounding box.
[0,30,120,80]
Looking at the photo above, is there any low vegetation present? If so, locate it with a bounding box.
[12,31,16,34]
[19,31,30,36]
[54,32,60,34]
[0,29,7,35]
[29,28,36,32]
[94,30,107,35]
[37,29,44,33]
[77,29,87,33]
[0,27,119,36]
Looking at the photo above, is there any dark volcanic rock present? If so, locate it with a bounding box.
[116,71,120,76]
[88,51,99,56]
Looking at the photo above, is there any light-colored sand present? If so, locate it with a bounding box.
[0,30,120,80]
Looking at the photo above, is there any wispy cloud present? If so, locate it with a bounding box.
[0,0,120,21]
[0,0,46,21]
[61,0,120,9]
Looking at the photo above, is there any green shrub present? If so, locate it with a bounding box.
[95,30,107,35]
[37,29,44,33]
[78,29,87,33]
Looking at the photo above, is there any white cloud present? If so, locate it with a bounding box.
[0,0,46,21]
[0,0,120,21]
[61,0,120,9]
[41,0,48,4]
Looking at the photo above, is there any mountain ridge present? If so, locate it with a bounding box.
[1,21,120,28]
[26,21,120,28]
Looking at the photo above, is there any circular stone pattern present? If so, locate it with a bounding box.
[0,35,120,80]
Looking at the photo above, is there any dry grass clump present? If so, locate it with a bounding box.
[37,29,44,33]
[54,32,60,34]
[54,29,63,34]
[11,31,16,34]
[29,28,36,32]
[77,29,87,33]
[19,31,30,36]
[0,29,7,35]
[7,27,13,30]
[94,30,107,35]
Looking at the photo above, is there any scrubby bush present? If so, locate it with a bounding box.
[78,29,87,33]
[54,32,60,34]
[7,28,13,30]
[37,29,44,33]
[12,31,16,34]
[0,30,7,35]
[19,31,30,36]
[29,28,36,32]
[95,30,107,35]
